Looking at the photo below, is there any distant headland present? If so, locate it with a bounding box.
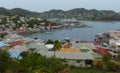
[0,7,120,21]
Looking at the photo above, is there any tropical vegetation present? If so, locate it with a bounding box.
[1,7,120,21]
[0,50,120,73]
[0,51,67,73]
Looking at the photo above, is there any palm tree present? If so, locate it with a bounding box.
[45,39,54,44]
[53,40,62,57]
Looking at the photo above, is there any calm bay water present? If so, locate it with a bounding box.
[25,21,120,41]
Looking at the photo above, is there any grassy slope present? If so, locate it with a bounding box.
[69,68,118,73]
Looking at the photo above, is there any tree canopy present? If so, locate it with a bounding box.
[0,51,66,73]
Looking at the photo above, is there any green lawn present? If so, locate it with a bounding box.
[69,67,119,73]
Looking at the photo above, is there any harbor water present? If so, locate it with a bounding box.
[25,21,120,41]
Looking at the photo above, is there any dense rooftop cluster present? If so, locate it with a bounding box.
[0,15,62,37]
[0,33,120,72]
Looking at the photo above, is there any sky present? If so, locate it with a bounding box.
[0,0,120,12]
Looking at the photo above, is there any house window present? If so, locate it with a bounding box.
[76,60,80,63]
[85,59,93,65]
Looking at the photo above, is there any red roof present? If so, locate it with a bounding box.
[93,47,109,56]
[81,40,93,43]
[80,41,101,46]
[80,41,100,45]
[93,41,101,45]
[11,40,23,47]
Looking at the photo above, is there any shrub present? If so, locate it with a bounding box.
[95,61,103,69]
[102,53,112,62]
[105,61,117,71]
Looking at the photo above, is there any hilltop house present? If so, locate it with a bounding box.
[38,51,94,67]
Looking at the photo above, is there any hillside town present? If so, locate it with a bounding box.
[0,14,120,72]
[1,0,120,72]
[0,9,120,73]
[0,15,92,39]
[0,15,64,35]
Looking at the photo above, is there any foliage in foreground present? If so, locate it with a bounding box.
[69,67,118,73]
[0,51,66,73]
[0,50,120,73]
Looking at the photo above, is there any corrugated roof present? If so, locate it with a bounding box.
[40,51,93,60]
[93,48,109,56]
[11,40,23,47]
[71,42,96,50]
[9,51,22,59]
[9,45,28,54]
[29,42,46,50]
[59,48,80,52]
[91,53,102,58]
[0,41,9,47]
